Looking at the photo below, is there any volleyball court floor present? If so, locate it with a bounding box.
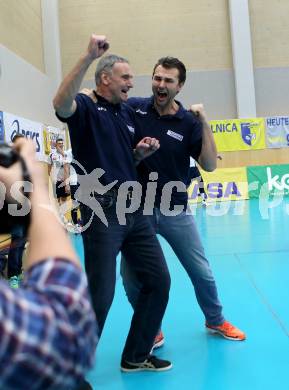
[72,198,289,390]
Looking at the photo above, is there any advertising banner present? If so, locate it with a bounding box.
[265,116,289,148]
[210,118,266,152]
[247,164,289,198]
[42,125,66,156]
[188,167,249,203]
[3,112,44,160]
[0,111,4,141]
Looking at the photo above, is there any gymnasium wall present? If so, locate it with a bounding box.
[82,69,237,121]
[0,0,289,167]
[224,0,289,167]
[250,0,289,116]
[0,0,44,72]
[0,44,59,126]
[60,0,235,120]
[59,0,232,77]
[65,0,289,168]
[0,0,60,125]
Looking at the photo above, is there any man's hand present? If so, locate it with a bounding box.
[0,139,36,184]
[134,137,160,162]
[53,34,108,118]
[189,103,217,171]
[189,103,207,122]
[80,88,97,102]
[0,159,22,200]
[87,34,109,60]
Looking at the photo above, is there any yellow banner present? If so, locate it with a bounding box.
[210,118,266,152]
[42,125,67,155]
[188,167,249,203]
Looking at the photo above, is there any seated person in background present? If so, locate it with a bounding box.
[0,138,98,389]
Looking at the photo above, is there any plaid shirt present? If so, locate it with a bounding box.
[0,258,98,390]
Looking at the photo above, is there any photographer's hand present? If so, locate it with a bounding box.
[1,139,79,268]
[0,160,23,201]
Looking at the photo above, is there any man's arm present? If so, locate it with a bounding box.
[2,139,78,266]
[53,34,109,118]
[0,139,98,388]
[190,104,217,172]
[63,162,70,194]
[47,162,52,177]
[0,139,77,266]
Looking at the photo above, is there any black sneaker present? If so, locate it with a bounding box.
[121,355,172,372]
[75,379,93,390]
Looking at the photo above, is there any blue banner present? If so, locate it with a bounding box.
[0,111,4,141]
[265,116,289,148]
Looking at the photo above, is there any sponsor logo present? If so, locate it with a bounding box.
[189,182,241,199]
[0,112,4,141]
[211,122,238,133]
[267,167,289,191]
[97,107,107,112]
[135,109,147,115]
[167,130,183,142]
[10,119,41,152]
[266,117,289,127]
[127,125,135,133]
[241,122,258,146]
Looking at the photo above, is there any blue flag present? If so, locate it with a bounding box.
[0,111,4,141]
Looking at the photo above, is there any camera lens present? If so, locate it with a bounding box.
[0,143,30,234]
[0,143,19,168]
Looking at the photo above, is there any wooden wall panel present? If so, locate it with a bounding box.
[58,0,289,168]
[59,0,232,80]
[249,0,289,68]
[0,0,44,72]
[218,149,289,168]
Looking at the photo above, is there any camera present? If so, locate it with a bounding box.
[0,143,31,234]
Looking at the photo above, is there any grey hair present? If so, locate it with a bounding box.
[95,54,129,86]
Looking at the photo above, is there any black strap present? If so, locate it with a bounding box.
[18,154,31,198]
[93,90,98,100]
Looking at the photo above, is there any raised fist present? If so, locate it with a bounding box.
[87,34,109,60]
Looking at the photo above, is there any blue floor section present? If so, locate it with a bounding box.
[71,199,289,390]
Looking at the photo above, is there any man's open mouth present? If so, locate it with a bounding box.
[157,91,168,98]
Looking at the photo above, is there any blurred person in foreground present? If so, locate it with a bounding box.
[6,133,27,288]
[0,138,98,389]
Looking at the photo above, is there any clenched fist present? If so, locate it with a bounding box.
[189,103,207,122]
[87,34,109,60]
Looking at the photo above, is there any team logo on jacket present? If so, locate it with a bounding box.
[167,130,183,141]
[135,109,147,115]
